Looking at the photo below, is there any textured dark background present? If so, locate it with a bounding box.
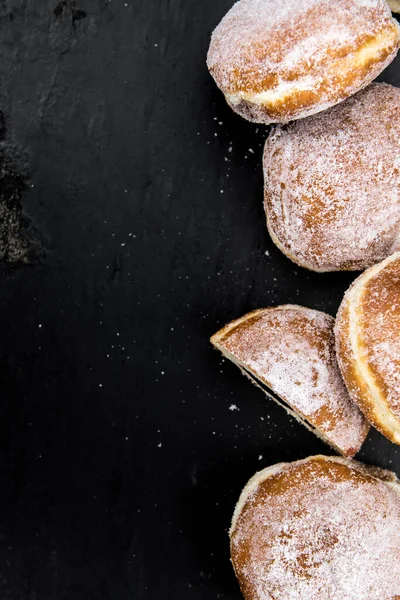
[0,1,399,598]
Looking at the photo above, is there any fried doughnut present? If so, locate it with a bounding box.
[264,83,400,272]
[207,0,400,124]
[210,306,369,456]
[335,252,400,444]
[231,455,400,600]
[389,0,400,13]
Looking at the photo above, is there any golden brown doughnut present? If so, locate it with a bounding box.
[210,306,369,456]
[335,252,400,444]
[231,455,400,600]
[263,83,400,272]
[207,0,400,124]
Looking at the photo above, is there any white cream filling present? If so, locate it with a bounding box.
[226,28,400,107]
[226,76,318,106]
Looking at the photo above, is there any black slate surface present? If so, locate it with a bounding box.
[0,2,399,598]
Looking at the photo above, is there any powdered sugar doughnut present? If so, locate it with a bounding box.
[264,83,400,272]
[207,0,400,124]
[231,455,400,600]
[335,252,400,444]
[210,306,369,457]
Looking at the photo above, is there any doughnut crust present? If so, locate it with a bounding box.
[264,83,400,272]
[207,0,400,124]
[210,306,369,457]
[231,455,400,600]
[335,252,400,444]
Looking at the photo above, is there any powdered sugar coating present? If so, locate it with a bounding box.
[207,0,400,123]
[264,83,400,272]
[213,306,369,456]
[231,457,400,600]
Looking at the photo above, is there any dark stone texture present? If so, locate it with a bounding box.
[0,155,29,263]
[0,2,398,598]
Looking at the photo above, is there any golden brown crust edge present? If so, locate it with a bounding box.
[210,308,270,347]
[211,305,323,344]
[334,254,400,444]
[335,294,388,435]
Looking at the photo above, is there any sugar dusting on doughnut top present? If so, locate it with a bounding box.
[359,253,400,418]
[231,457,400,600]
[217,306,369,455]
[208,0,388,92]
[207,0,400,123]
[264,83,400,272]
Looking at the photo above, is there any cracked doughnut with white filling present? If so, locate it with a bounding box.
[207,0,400,124]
